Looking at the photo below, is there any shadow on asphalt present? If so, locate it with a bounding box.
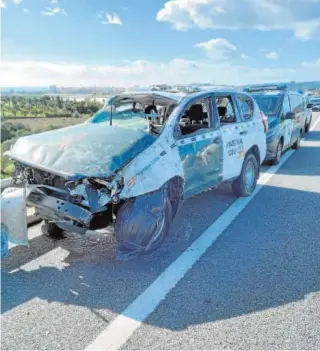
[271,129,320,177]
[2,183,320,332]
[1,183,236,314]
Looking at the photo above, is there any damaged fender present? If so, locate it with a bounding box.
[120,129,185,200]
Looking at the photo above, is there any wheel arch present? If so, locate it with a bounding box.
[166,176,185,219]
[247,144,261,166]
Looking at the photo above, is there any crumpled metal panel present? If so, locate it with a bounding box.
[6,122,156,179]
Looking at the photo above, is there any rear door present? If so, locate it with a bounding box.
[235,93,262,154]
[281,94,294,149]
[289,94,304,143]
[215,93,250,181]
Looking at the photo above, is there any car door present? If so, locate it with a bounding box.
[235,93,264,157]
[215,93,249,181]
[281,94,294,149]
[175,95,223,198]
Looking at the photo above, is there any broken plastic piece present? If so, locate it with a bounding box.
[1,187,28,246]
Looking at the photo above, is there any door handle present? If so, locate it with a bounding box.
[213,137,221,144]
[239,131,248,135]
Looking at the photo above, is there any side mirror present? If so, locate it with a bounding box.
[307,103,313,109]
[285,112,295,120]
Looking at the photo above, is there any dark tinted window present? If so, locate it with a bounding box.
[281,95,291,119]
[252,94,282,117]
[289,94,303,113]
[236,94,254,120]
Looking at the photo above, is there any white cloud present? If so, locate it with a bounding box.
[302,58,320,68]
[12,0,22,4]
[240,54,249,59]
[156,0,320,39]
[266,51,279,60]
[3,58,319,88]
[42,6,67,16]
[51,0,58,3]
[0,0,5,8]
[102,13,122,25]
[22,7,30,12]
[194,38,236,60]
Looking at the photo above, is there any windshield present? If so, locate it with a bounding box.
[310,98,320,105]
[88,103,148,124]
[252,94,282,116]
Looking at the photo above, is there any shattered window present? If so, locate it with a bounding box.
[216,96,237,124]
[177,97,212,136]
[236,94,254,120]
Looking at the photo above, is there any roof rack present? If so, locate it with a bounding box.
[243,84,288,93]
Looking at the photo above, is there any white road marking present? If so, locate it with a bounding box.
[85,116,320,351]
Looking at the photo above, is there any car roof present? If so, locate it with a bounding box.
[185,88,246,100]
[251,90,285,96]
[117,90,186,101]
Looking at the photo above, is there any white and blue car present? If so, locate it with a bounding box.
[245,85,306,165]
[2,89,267,259]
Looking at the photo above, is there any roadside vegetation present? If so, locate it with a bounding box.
[1,95,103,118]
[1,96,103,178]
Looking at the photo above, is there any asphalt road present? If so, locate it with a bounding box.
[2,112,320,350]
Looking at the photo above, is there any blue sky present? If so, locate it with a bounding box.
[1,0,320,86]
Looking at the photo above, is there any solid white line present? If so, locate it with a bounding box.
[310,115,320,131]
[86,117,320,351]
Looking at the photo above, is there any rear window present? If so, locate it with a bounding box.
[252,94,282,117]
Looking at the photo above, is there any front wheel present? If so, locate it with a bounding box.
[232,153,259,197]
[115,187,172,260]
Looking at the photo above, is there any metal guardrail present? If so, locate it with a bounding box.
[1,178,42,226]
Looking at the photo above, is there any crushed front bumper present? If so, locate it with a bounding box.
[1,185,98,256]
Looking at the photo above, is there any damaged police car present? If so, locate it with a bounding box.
[2,90,267,260]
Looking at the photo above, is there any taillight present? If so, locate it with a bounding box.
[260,111,268,133]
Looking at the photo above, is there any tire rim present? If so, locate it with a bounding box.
[276,143,282,161]
[244,160,255,191]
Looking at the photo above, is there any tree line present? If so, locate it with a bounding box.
[1,96,104,118]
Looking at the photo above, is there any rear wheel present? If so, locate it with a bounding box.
[270,140,283,165]
[292,131,301,150]
[305,117,312,133]
[232,153,259,197]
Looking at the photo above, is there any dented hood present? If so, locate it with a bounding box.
[6,121,156,179]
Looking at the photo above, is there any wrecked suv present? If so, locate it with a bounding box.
[2,90,266,259]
